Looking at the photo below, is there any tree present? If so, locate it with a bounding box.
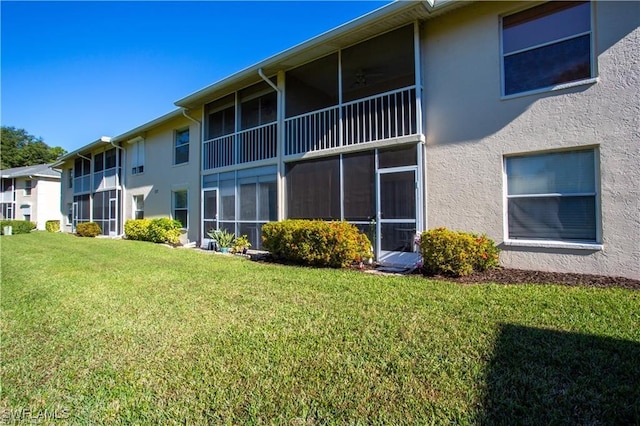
[1,126,67,169]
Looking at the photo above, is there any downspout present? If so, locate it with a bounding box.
[181,109,201,244]
[258,68,285,222]
[106,136,126,237]
[258,68,279,93]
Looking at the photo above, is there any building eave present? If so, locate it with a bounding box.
[52,136,112,168]
[175,0,465,109]
[111,109,186,144]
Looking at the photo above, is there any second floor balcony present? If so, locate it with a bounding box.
[201,24,419,172]
[202,85,419,171]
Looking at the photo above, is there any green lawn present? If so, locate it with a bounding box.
[1,232,639,424]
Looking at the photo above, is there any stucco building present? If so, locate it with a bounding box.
[1,164,61,230]
[54,0,640,279]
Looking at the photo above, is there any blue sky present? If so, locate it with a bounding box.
[1,1,390,153]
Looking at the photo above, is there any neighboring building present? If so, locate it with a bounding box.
[54,1,640,279]
[0,164,61,230]
[54,112,202,242]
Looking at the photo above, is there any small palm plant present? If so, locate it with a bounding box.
[208,229,235,253]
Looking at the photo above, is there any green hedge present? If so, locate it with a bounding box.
[124,219,151,241]
[418,227,500,277]
[45,220,60,233]
[124,218,181,245]
[1,220,36,235]
[76,222,102,238]
[262,220,372,268]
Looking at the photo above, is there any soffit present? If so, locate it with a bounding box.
[176,2,434,109]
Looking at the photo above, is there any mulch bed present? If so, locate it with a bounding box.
[252,252,639,290]
[425,268,640,290]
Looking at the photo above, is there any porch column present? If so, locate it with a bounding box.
[277,70,286,221]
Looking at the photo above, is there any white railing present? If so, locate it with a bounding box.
[285,86,417,156]
[203,134,235,170]
[342,86,417,146]
[203,122,277,171]
[284,105,340,156]
[238,123,277,164]
[0,191,13,203]
[202,86,418,169]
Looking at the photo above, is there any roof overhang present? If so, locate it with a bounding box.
[52,136,112,168]
[175,0,467,109]
[111,109,185,144]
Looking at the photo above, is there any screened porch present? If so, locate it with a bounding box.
[201,23,420,171]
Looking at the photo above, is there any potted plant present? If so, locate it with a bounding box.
[208,229,235,254]
[232,234,252,255]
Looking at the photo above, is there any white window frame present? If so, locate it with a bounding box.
[132,194,144,220]
[174,128,190,165]
[24,179,32,196]
[500,1,597,99]
[172,190,188,229]
[503,146,603,250]
[130,139,145,175]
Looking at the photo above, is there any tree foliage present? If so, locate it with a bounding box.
[1,126,67,169]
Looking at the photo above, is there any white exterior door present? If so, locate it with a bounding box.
[377,167,421,267]
[72,202,79,232]
[108,198,117,237]
[201,189,218,245]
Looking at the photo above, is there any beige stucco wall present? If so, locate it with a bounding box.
[11,176,60,229]
[13,177,31,221]
[123,110,202,244]
[35,178,62,229]
[59,167,74,232]
[422,1,640,279]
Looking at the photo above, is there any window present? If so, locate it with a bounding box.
[74,157,91,194]
[24,180,32,196]
[131,139,145,175]
[502,1,592,96]
[2,203,14,220]
[240,81,277,130]
[68,168,73,188]
[174,129,189,165]
[505,148,598,242]
[93,148,118,191]
[133,195,144,219]
[286,156,340,220]
[343,151,375,221]
[173,190,188,228]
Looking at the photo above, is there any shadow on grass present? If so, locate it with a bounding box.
[479,324,640,425]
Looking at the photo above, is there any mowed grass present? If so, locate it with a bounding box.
[1,232,639,424]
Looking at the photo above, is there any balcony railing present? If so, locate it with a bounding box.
[285,86,417,156]
[201,86,419,170]
[0,191,14,203]
[285,106,340,156]
[203,122,277,171]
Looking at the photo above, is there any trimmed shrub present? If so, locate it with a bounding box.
[124,219,151,241]
[147,218,181,245]
[45,220,60,233]
[472,233,501,272]
[124,218,181,245]
[1,220,36,235]
[262,220,373,268]
[419,227,500,277]
[76,222,102,237]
